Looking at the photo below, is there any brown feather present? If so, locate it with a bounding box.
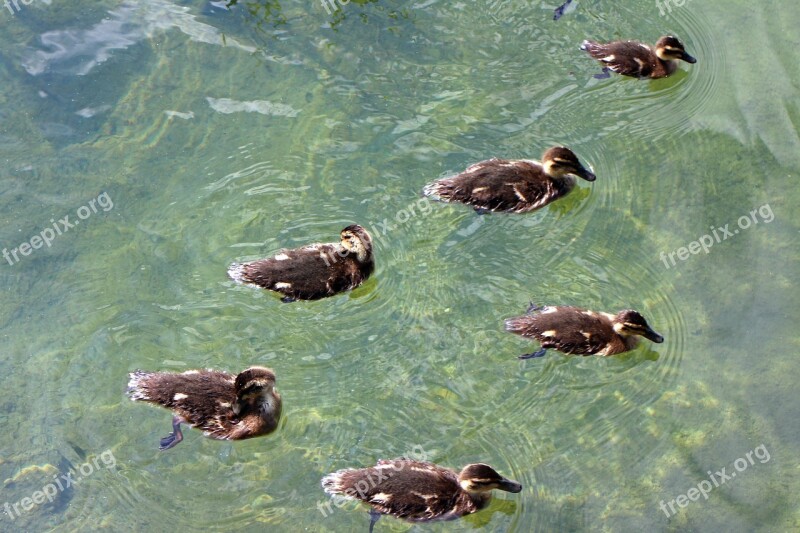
[581,36,695,79]
[424,159,574,213]
[127,367,281,441]
[228,225,373,301]
[423,147,593,214]
[322,460,520,523]
[506,306,663,356]
[506,306,629,355]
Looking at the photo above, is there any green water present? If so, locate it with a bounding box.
[0,0,798,531]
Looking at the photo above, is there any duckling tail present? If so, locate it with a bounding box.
[227,262,248,284]
[580,40,599,53]
[321,470,357,498]
[126,370,154,401]
[504,316,532,335]
[422,180,453,202]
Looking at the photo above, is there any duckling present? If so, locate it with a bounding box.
[127,366,281,450]
[422,147,595,214]
[228,224,373,302]
[505,304,664,358]
[322,459,522,531]
[581,36,696,79]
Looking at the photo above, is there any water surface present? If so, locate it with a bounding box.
[0,1,798,531]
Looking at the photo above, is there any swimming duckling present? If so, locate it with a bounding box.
[127,366,281,450]
[322,459,522,531]
[422,147,595,214]
[581,35,696,79]
[228,224,373,302]
[505,304,664,358]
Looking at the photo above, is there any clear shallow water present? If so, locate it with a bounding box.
[0,1,798,531]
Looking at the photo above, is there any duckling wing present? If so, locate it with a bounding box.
[582,40,656,78]
[222,394,282,441]
[231,243,367,300]
[507,306,615,355]
[128,369,239,430]
[424,159,562,213]
[363,462,465,521]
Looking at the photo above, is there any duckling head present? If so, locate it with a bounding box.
[613,310,665,343]
[340,224,373,263]
[232,367,278,415]
[457,464,523,494]
[542,147,596,182]
[655,36,697,64]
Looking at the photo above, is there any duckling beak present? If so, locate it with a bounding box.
[576,166,596,182]
[681,52,697,64]
[497,478,523,493]
[644,328,665,343]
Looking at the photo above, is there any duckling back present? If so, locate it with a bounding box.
[423,159,575,213]
[505,306,619,355]
[581,37,695,79]
[228,227,374,301]
[127,369,236,412]
[322,460,479,522]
